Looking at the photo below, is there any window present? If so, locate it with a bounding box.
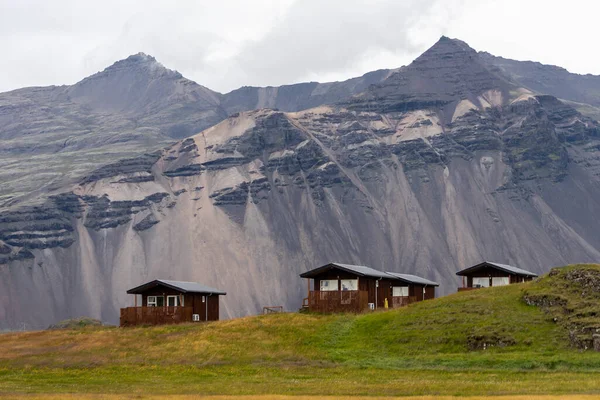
[167,295,183,307]
[320,279,338,291]
[472,277,490,288]
[147,296,164,307]
[340,279,358,291]
[492,277,510,287]
[392,286,409,297]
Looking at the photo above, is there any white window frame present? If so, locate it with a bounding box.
[167,295,183,307]
[392,286,409,297]
[340,279,358,291]
[320,279,338,291]
[472,277,490,288]
[147,295,164,307]
[492,276,510,287]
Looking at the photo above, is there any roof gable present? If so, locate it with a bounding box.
[385,272,439,286]
[456,261,538,277]
[300,262,392,279]
[300,263,438,285]
[126,279,226,295]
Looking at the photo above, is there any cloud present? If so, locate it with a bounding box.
[0,0,598,94]
[226,0,457,89]
[0,0,294,92]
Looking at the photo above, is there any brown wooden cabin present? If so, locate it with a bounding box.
[456,261,538,292]
[300,262,439,313]
[120,279,226,327]
[385,272,439,307]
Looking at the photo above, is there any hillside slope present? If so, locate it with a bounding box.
[3,38,600,329]
[2,265,600,397]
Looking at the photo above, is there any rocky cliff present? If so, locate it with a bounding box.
[3,37,600,329]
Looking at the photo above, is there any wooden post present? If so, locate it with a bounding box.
[307,278,310,299]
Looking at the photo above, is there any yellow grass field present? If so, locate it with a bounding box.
[5,396,600,400]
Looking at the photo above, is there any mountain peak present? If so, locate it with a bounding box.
[66,52,204,114]
[125,52,157,63]
[414,36,478,62]
[100,52,181,79]
[437,35,469,46]
[341,37,516,113]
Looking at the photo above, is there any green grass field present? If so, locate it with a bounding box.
[2,264,600,398]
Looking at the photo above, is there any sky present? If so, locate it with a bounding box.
[0,0,598,94]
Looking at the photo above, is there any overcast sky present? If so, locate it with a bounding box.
[0,0,597,94]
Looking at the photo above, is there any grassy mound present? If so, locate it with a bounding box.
[1,264,600,397]
[523,263,600,349]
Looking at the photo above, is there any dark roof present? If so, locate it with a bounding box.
[126,279,226,295]
[300,262,391,279]
[385,272,439,286]
[300,262,438,285]
[456,261,538,277]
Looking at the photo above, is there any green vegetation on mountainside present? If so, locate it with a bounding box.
[1,264,600,397]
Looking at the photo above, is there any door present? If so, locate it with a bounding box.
[367,279,376,305]
[378,281,391,308]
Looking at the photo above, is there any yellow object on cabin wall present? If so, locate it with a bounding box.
[384,298,389,309]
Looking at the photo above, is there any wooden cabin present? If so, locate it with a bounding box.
[385,272,439,307]
[120,279,226,327]
[300,262,439,313]
[456,261,538,291]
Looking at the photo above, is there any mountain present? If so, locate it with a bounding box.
[342,36,522,113]
[480,51,600,119]
[0,55,393,210]
[220,68,394,114]
[0,53,227,209]
[5,41,600,213]
[3,37,600,329]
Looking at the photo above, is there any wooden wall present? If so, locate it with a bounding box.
[138,285,220,321]
[308,267,437,310]
[463,266,534,287]
[424,286,435,300]
[310,268,414,309]
[141,286,188,307]
[376,280,393,308]
[400,284,436,301]
[190,294,219,321]
[313,270,361,291]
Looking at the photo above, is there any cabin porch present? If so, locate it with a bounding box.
[120,306,193,327]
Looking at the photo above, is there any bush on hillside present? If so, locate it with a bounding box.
[47,317,103,330]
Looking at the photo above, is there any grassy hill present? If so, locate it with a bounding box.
[1,264,600,398]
